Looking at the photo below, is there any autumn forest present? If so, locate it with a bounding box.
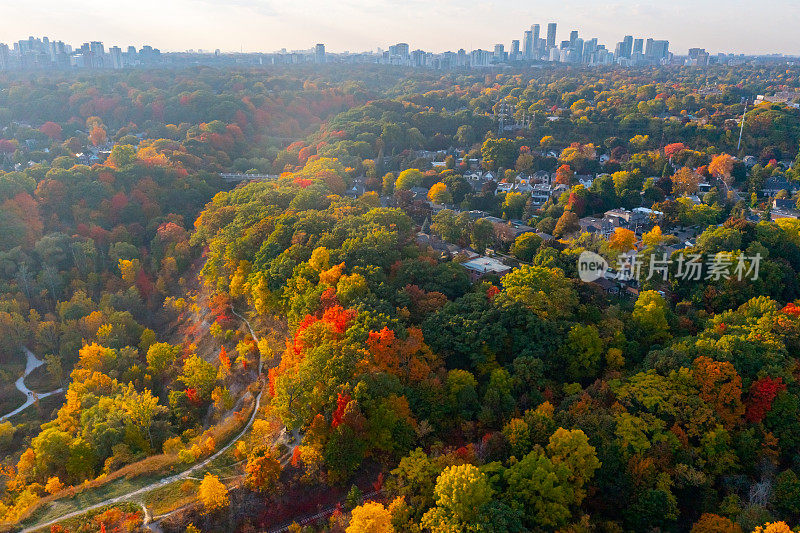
[1,63,800,533]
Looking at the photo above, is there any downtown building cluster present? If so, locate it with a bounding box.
[377,23,672,68]
[0,31,776,73]
[0,36,163,71]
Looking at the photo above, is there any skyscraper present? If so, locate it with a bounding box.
[511,39,520,59]
[532,24,540,56]
[523,30,533,60]
[622,35,633,58]
[109,46,122,69]
[570,30,579,45]
[645,39,670,61]
[394,43,409,58]
[547,23,557,48]
[315,43,325,63]
[493,44,505,64]
[633,38,644,55]
[0,43,9,71]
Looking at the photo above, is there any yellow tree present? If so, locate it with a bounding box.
[422,464,493,531]
[45,476,64,494]
[690,513,742,533]
[752,523,792,533]
[346,501,395,533]
[672,167,700,196]
[198,474,229,512]
[120,385,166,451]
[608,227,636,253]
[245,452,281,493]
[642,226,664,247]
[709,154,734,184]
[428,183,452,205]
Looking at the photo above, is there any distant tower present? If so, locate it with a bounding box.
[315,43,325,64]
[570,30,579,45]
[523,30,533,60]
[622,35,633,58]
[547,23,557,49]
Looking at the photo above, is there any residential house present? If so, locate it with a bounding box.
[532,170,552,184]
[495,182,514,195]
[604,207,663,232]
[485,218,536,243]
[580,216,614,236]
[763,177,798,197]
[577,175,594,188]
[409,186,430,200]
[462,256,512,282]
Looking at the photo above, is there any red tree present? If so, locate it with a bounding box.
[746,377,786,423]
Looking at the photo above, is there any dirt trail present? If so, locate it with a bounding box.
[20,310,265,533]
[0,347,64,422]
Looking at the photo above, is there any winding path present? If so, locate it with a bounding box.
[20,310,265,533]
[0,348,63,422]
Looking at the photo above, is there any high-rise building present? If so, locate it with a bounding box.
[633,38,644,55]
[644,39,669,61]
[0,43,9,71]
[89,41,105,68]
[315,43,325,63]
[532,24,540,56]
[511,39,520,59]
[470,49,490,67]
[645,39,669,61]
[390,43,410,58]
[547,23,557,48]
[493,43,505,63]
[573,38,584,63]
[614,41,624,59]
[622,35,633,58]
[523,30,533,60]
[570,30,579,45]
[109,46,123,69]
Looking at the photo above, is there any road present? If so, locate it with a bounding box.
[0,347,64,422]
[20,310,265,533]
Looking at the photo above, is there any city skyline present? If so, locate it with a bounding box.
[3,0,800,56]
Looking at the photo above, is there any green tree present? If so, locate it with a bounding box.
[422,464,493,531]
[395,169,424,190]
[511,233,543,262]
[631,290,671,346]
[120,385,166,450]
[455,125,476,146]
[481,138,517,171]
[178,354,218,399]
[503,448,574,528]
[561,324,603,381]
[146,342,181,375]
[497,265,577,319]
[471,218,495,253]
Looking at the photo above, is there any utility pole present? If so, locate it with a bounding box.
[737,97,748,153]
[497,100,506,135]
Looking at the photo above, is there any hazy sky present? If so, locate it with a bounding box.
[3,0,799,55]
